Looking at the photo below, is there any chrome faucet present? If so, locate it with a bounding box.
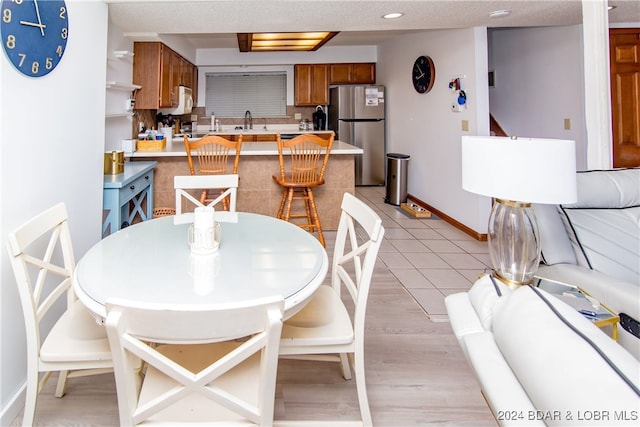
[244,110,253,130]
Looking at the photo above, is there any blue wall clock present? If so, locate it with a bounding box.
[1,0,69,78]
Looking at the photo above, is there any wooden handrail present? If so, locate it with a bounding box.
[490,114,508,137]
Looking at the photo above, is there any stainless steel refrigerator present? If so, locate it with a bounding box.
[329,85,386,186]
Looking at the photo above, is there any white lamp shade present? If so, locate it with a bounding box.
[461,136,577,204]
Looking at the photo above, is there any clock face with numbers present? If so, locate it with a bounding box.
[0,0,69,78]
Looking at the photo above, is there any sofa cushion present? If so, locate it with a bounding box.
[558,168,640,285]
[467,274,511,331]
[560,205,640,284]
[492,286,640,426]
[534,203,577,266]
[568,169,640,209]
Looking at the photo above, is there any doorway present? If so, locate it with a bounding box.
[610,28,640,168]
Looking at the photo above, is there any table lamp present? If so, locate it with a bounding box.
[461,136,577,286]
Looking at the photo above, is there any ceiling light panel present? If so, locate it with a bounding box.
[238,32,338,52]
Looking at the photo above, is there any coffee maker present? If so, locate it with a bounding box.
[312,105,326,130]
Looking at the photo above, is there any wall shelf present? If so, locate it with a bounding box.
[113,50,134,59]
[106,81,141,91]
[106,113,133,119]
[107,50,134,62]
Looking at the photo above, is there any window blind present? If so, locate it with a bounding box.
[205,72,287,117]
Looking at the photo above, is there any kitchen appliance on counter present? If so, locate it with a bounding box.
[158,86,193,115]
[329,85,385,186]
[313,105,326,130]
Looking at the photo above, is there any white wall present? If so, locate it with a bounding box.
[488,25,587,169]
[377,28,492,234]
[0,1,108,423]
[105,22,135,151]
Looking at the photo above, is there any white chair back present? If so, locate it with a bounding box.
[174,174,239,224]
[6,202,112,426]
[105,296,284,426]
[333,192,385,347]
[278,192,385,426]
[7,203,76,325]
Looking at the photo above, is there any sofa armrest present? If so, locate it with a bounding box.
[464,332,543,427]
[445,292,485,355]
[445,275,511,354]
[537,264,640,360]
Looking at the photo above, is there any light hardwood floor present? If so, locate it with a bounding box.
[12,187,497,426]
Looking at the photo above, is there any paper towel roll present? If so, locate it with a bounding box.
[160,126,173,141]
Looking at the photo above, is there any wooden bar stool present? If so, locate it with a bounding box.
[183,134,242,211]
[272,132,334,246]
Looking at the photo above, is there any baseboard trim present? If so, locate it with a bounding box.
[407,194,488,242]
[1,381,25,427]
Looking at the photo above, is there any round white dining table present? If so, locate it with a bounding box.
[72,213,328,321]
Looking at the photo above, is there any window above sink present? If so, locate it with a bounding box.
[205,72,287,118]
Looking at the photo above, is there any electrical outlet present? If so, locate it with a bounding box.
[191,114,198,121]
[461,120,469,131]
[295,113,302,120]
[564,118,571,130]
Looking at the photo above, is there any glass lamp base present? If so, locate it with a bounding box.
[488,199,541,286]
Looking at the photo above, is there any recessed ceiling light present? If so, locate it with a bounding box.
[383,12,404,19]
[489,10,511,18]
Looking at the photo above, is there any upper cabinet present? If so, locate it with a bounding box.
[329,63,376,85]
[294,64,329,106]
[294,63,376,106]
[133,42,197,110]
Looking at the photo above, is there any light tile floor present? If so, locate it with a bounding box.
[355,186,491,321]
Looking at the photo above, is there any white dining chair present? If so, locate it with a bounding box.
[278,192,385,427]
[174,174,239,224]
[5,203,113,426]
[105,296,284,426]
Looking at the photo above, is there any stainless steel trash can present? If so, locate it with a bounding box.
[385,153,410,206]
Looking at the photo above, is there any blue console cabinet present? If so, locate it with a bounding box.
[102,161,157,237]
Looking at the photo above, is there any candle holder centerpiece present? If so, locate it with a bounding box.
[188,206,221,255]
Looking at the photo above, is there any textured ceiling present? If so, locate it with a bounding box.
[106,0,639,49]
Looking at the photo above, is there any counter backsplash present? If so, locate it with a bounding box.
[132,105,326,138]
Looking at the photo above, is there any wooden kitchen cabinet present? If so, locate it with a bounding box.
[294,64,329,106]
[329,63,376,84]
[180,57,192,92]
[294,63,376,106]
[133,42,197,109]
[191,65,198,104]
[351,63,376,83]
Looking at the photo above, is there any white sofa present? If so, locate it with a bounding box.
[446,275,640,426]
[534,168,640,360]
[445,168,640,426]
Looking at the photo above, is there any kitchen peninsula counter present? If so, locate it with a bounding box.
[128,139,362,158]
[128,136,362,230]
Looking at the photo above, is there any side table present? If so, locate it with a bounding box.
[534,277,620,340]
[103,161,157,237]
